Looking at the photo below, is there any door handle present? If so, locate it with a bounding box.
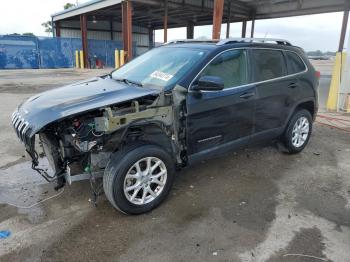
[239,92,255,99]
[288,82,298,89]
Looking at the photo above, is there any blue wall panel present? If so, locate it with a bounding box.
[0,35,39,69]
[0,35,125,69]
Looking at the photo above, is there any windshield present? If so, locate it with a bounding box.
[111,47,208,89]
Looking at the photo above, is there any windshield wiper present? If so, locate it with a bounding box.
[115,78,143,87]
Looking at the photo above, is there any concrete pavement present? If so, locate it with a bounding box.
[0,66,349,262]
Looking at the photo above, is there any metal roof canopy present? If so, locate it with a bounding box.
[51,0,350,68]
[52,0,350,29]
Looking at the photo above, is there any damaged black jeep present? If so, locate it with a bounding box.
[11,39,318,214]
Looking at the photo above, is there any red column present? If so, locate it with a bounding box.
[212,0,224,39]
[339,11,349,52]
[187,21,194,39]
[148,27,154,49]
[250,18,255,38]
[122,0,133,61]
[164,0,168,42]
[226,1,231,39]
[80,14,89,68]
[241,20,247,38]
[55,21,61,37]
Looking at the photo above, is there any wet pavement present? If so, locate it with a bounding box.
[0,125,349,262]
[0,66,350,262]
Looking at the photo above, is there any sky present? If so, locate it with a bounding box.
[155,12,347,52]
[0,0,347,52]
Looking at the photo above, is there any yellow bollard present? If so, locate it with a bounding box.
[75,50,80,69]
[79,50,84,69]
[115,49,120,69]
[345,94,350,112]
[327,52,346,111]
[120,50,125,66]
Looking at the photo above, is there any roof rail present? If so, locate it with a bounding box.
[217,38,292,46]
[163,39,219,45]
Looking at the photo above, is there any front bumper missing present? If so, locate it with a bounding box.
[11,109,65,184]
[11,110,103,194]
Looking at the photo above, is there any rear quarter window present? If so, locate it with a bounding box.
[251,49,287,82]
[285,51,307,74]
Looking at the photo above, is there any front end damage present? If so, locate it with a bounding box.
[11,86,187,201]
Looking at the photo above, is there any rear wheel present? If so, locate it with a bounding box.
[282,109,313,154]
[103,143,175,214]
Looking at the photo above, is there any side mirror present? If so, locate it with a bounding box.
[193,76,224,91]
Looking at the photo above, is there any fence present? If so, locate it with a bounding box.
[0,35,131,69]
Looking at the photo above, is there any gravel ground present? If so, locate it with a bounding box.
[0,66,349,262]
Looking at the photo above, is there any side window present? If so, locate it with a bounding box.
[285,51,306,74]
[251,49,287,82]
[199,49,248,89]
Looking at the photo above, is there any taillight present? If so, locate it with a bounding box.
[315,70,321,79]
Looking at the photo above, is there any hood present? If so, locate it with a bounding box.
[17,77,160,137]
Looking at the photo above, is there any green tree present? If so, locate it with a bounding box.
[22,33,35,37]
[41,21,52,34]
[64,3,75,9]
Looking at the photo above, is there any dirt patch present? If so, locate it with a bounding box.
[298,188,350,228]
[267,227,327,262]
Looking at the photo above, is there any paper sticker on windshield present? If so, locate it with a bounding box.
[150,71,174,82]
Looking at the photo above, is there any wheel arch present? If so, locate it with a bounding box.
[295,100,316,120]
[284,98,317,129]
[121,121,175,158]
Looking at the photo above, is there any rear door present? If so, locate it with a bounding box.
[186,49,256,161]
[284,50,308,102]
[250,48,294,138]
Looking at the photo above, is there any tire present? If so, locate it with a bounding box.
[282,109,313,154]
[103,143,175,215]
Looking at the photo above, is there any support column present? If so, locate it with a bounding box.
[55,21,61,37]
[226,1,231,39]
[148,27,154,49]
[212,0,224,39]
[250,17,255,38]
[122,0,133,61]
[241,20,247,38]
[110,20,114,40]
[187,21,194,39]
[339,23,350,112]
[338,10,349,52]
[327,9,350,111]
[164,0,168,42]
[80,14,89,68]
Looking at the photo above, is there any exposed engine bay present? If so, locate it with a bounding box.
[28,86,187,203]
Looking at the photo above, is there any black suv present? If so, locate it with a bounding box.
[11,38,319,214]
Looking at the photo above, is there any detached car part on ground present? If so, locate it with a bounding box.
[11,39,319,214]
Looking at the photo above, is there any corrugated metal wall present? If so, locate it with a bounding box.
[0,34,124,69]
[60,20,150,55]
[169,0,213,8]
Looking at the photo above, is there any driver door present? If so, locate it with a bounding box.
[186,49,256,163]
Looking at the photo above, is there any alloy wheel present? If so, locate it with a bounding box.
[291,116,310,148]
[123,157,167,205]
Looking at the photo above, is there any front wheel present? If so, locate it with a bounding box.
[282,109,313,154]
[103,143,175,214]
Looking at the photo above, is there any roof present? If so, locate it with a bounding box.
[52,0,350,29]
[52,0,121,21]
